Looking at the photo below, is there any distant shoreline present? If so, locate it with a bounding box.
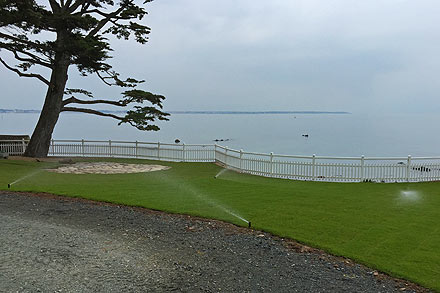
[0,109,351,115]
[168,111,351,115]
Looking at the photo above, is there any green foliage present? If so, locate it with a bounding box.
[121,90,165,106]
[1,159,439,290]
[120,106,169,130]
[64,88,94,97]
[115,90,169,130]
[0,0,150,72]
[0,0,168,133]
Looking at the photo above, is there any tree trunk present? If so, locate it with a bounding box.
[24,53,69,157]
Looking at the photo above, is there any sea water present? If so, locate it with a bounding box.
[2,112,440,157]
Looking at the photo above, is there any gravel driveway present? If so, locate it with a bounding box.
[0,191,428,292]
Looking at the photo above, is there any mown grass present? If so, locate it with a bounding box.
[1,158,439,291]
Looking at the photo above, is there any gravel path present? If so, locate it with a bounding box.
[0,191,428,292]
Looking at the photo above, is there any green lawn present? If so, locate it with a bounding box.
[1,158,439,291]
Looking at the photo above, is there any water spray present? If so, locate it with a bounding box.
[7,169,43,189]
[156,172,252,228]
[214,168,228,179]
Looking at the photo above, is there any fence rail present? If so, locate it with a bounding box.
[1,139,440,183]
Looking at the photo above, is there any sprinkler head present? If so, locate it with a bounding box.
[214,176,217,179]
[248,221,251,228]
[7,183,11,189]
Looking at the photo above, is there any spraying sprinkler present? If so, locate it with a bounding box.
[248,221,251,228]
[214,168,227,179]
[6,169,42,189]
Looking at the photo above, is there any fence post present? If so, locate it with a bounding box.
[135,141,138,158]
[81,139,85,157]
[239,149,243,172]
[21,138,26,154]
[182,143,186,162]
[360,155,365,182]
[157,142,161,160]
[51,139,55,156]
[312,154,316,181]
[406,155,412,182]
[109,140,112,157]
[225,146,228,167]
[270,152,274,176]
[214,144,218,162]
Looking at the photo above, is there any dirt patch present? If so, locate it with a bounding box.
[7,155,60,162]
[45,162,170,174]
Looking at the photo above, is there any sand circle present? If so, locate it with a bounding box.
[47,162,170,174]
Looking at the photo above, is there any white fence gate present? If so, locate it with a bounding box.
[1,139,440,183]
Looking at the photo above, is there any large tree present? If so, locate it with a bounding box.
[0,0,169,157]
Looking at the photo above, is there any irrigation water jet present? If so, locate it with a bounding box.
[399,190,421,202]
[214,168,228,179]
[8,169,43,188]
[154,172,251,227]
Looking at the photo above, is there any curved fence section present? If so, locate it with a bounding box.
[1,139,440,183]
[214,145,440,182]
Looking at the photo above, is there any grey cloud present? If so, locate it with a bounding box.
[2,0,440,113]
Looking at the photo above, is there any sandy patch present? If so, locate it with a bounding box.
[47,162,170,174]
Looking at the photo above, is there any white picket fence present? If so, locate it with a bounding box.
[0,139,27,156]
[2,139,440,183]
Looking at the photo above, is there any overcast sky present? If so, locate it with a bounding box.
[1,0,440,114]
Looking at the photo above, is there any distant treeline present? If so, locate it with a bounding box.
[168,111,350,115]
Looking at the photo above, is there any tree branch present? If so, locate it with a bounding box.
[0,57,50,85]
[12,51,52,68]
[0,32,46,49]
[0,43,52,67]
[74,8,110,17]
[48,0,61,12]
[64,0,74,9]
[74,8,133,20]
[87,6,125,37]
[62,96,124,107]
[66,0,87,13]
[61,106,124,120]
[95,70,114,86]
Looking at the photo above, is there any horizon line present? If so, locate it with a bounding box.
[0,109,351,115]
